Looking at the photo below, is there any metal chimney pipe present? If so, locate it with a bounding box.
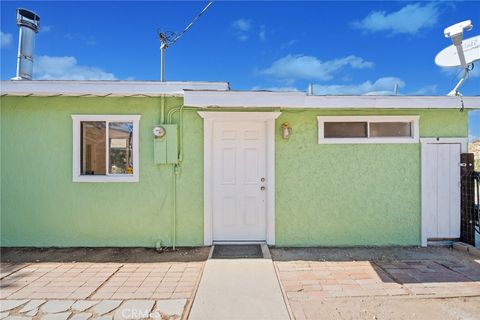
[11,8,40,81]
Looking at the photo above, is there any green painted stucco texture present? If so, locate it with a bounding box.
[275,109,466,246]
[0,96,468,247]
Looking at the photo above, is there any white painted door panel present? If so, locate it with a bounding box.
[212,121,267,241]
[423,143,461,239]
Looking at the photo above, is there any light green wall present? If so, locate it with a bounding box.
[275,109,467,246]
[1,96,205,247]
[0,96,468,247]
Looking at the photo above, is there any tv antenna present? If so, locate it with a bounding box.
[158,1,213,82]
[435,20,480,96]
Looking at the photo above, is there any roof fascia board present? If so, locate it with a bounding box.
[184,90,480,109]
[0,80,230,96]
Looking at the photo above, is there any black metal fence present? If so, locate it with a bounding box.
[460,153,480,246]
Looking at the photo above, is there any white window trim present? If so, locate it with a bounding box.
[71,114,141,183]
[317,115,420,144]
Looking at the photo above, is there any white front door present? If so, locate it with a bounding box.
[212,120,267,241]
[422,142,461,241]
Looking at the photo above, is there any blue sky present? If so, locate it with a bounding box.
[1,1,479,136]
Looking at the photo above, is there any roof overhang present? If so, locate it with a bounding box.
[0,80,230,97]
[184,90,480,109]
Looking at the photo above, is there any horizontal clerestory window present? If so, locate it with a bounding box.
[71,115,141,182]
[318,116,419,144]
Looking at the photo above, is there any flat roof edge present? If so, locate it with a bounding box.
[0,80,230,96]
[183,90,480,109]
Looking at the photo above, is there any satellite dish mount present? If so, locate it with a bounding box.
[436,20,477,96]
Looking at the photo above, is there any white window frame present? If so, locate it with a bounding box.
[72,114,141,182]
[317,115,420,144]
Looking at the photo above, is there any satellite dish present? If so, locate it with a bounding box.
[435,20,478,96]
[435,35,480,67]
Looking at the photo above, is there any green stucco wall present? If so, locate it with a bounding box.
[0,96,468,247]
[1,96,205,247]
[275,109,467,246]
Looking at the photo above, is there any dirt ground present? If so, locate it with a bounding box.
[295,296,480,320]
[270,246,476,262]
[0,246,211,263]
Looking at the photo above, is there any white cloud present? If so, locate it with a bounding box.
[312,77,405,95]
[1,31,13,48]
[238,34,249,42]
[442,66,480,79]
[41,25,53,33]
[410,85,437,95]
[280,39,298,50]
[33,55,116,80]
[259,54,374,81]
[65,33,96,46]
[259,25,266,41]
[232,19,252,32]
[231,19,252,41]
[252,86,299,92]
[351,3,440,35]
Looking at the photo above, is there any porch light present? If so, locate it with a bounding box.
[281,122,292,140]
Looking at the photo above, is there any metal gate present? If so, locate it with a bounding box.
[460,153,480,245]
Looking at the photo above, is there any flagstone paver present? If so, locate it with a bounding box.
[0,261,204,320]
[42,312,72,320]
[19,299,45,313]
[113,300,155,319]
[275,258,480,319]
[276,261,409,299]
[25,309,38,317]
[92,300,122,315]
[41,300,75,313]
[0,300,28,312]
[71,300,99,312]
[70,312,93,320]
[155,298,187,318]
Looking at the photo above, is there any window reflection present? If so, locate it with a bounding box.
[81,121,106,175]
[109,122,133,174]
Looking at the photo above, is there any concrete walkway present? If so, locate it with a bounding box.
[188,259,290,320]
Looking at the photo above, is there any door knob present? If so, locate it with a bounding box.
[260,186,266,191]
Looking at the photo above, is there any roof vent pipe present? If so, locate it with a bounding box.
[11,8,40,81]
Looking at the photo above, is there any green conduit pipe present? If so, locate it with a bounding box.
[167,106,198,250]
[168,106,199,163]
[160,95,165,124]
[172,164,178,250]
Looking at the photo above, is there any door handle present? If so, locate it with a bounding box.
[260,186,266,191]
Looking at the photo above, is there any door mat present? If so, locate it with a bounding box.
[211,244,263,259]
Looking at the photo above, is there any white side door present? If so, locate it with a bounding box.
[422,143,461,240]
[212,120,267,241]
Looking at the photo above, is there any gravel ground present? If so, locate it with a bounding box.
[0,247,211,263]
[270,246,477,263]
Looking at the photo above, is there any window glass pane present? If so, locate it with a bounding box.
[81,122,106,175]
[324,122,367,138]
[370,122,411,137]
[109,122,133,174]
